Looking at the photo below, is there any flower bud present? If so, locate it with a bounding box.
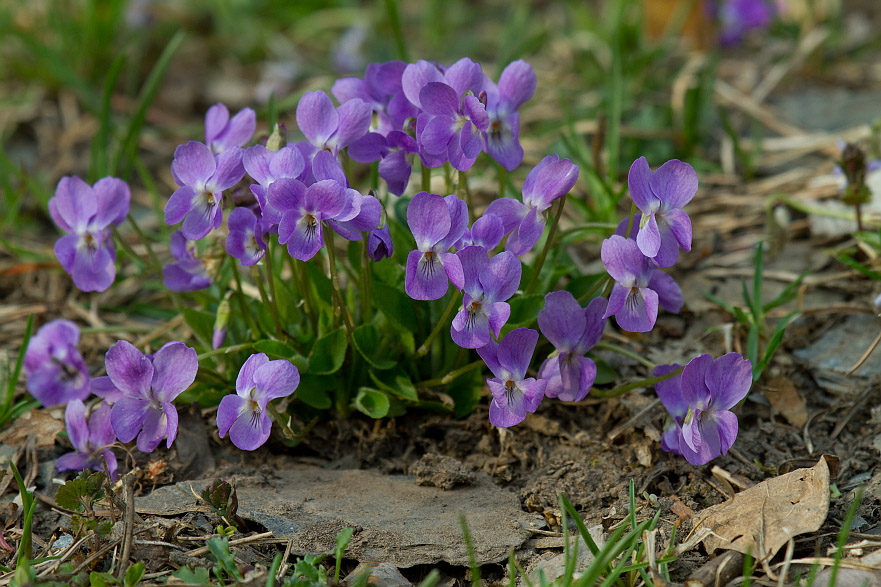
[212,295,232,350]
[266,123,287,152]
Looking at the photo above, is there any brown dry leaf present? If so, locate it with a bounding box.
[0,410,64,448]
[693,456,831,560]
[763,374,808,427]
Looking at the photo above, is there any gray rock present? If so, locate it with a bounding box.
[136,466,533,568]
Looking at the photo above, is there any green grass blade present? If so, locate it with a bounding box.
[752,244,764,320]
[112,29,186,177]
[755,311,798,380]
[4,314,33,419]
[763,271,808,313]
[560,494,601,557]
[460,514,481,587]
[89,54,126,181]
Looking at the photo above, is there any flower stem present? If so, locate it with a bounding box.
[126,213,163,271]
[416,359,484,387]
[623,201,637,239]
[289,256,318,334]
[591,365,683,398]
[594,341,655,370]
[526,196,566,295]
[230,259,261,338]
[325,229,355,336]
[497,164,506,198]
[361,238,372,322]
[197,342,253,361]
[414,292,461,358]
[577,274,612,304]
[253,265,280,336]
[421,164,431,193]
[264,243,284,337]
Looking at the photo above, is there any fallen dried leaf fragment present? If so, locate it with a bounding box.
[693,456,831,561]
[763,374,808,427]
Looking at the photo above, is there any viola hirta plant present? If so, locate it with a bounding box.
[34,54,748,482]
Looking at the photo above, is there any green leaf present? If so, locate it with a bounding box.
[295,374,333,409]
[302,260,333,311]
[505,294,545,329]
[4,314,33,419]
[756,311,798,381]
[183,308,214,347]
[354,387,390,418]
[369,368,418,402]
[171,566,210,584]
[89,572,108,587]
[444,370,482,419]
[763,271,809,313]
[592,357,618,385]
[307,328,347,374]
[563,274,607,301]
[371,281,417,332]
[252,340,309,371]
[352,325,396,370]
[124,562,145,587]
[55,471,105,513]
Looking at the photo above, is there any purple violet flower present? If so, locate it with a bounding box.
[655,353,752,465]
[716,0,775,45]
[163,231,212,292]
[296,90,372,156]
[348,130,419,196]
[24,319,91,407]
[628,157,696,267]
[477,328,546,428]
[450,247,521,349]
[56,400,118,480]
[106,340,198,453]
[483,60,537,171]
[332,61,417,136]
[50,176,130,292]
[654,363,686,456]
[226,207,268,267]
[205,103,256,154]
[217,353,300,451]
[404,192,467,301]
[270,178,347,261]
[454,214,505,251]
[537,293,607,402]
[485,155,579,256]
[243,144,306,217]
[417,81,489,172]
[367,225,394,261]
[601,235,661,332]
[165,141,245,241]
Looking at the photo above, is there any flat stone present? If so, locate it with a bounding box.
[792,314,881,396]
[136,466,534,568]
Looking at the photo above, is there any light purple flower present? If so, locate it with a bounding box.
[483,60,536,171]
[332,61,417,136]
[477,328,546,428]
[450,247,521,349]
[417,81,489,171]
[402,58,485,111]
[163,231,212,292]
[716,0,775,45]
[349,130,418,196]
[226,207,268,267]
[24,319,90,407]
[296,90,372,156]
[56,400,118,480]
[106,340,198,453]
[217,353,299,451]
[243,144,306,217]
[367,225,394,261]
[165,141,245,241]
[655,353,752,465]
[628,157,696,267]
[271,178,347,261]
[50,176,130,292]
[485,155,579,256]
[453,214,505,251]
[537,293,607,402]
[654,363,686,455]
[205,103,256,154]
[404,192,467,301]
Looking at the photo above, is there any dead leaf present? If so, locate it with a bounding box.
[693,456,831,561]
[0,410,64,448]
[763,375,808,427]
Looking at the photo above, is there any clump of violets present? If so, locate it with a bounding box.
[478,328,546,427]
[655,353,752,465]
[104,341,198,453]
[217,353,300,451]
[24,320,91,407]
[537,293,607,402]
[50,176,131,292]
[56,400,118,480]
[482,59,536,171]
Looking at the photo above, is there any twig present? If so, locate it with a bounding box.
[117,474,135,581]
[184,531,275,557]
